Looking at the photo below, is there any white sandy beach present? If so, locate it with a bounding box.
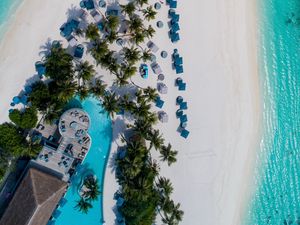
[0,0,261,225]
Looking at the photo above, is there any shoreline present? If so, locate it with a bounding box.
[0,0,24,41]
[0,0,262,224]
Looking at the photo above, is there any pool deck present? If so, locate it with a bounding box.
[33,108,92,182]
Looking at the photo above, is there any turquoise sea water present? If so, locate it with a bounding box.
[246,0,300,224]
[55,97,112,225]
[0,0,22,38]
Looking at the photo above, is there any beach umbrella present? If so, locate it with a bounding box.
[158,74,165,81]
[154,2,161,10]
[158,83,168,94]
[157,20,164,28]
[12,96,20,104]
[159,111,169,123]
[161,50,168,58]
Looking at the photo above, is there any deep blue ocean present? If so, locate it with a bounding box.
[246,0,300,224]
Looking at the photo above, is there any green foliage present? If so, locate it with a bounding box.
[0,123,27,157]
[28,81,52,112]
[121,2,136,16]
[9,107,38,129]
[74,198,92,214]
[44,45,74,83]
[85,24,100,41]
[143,6,157,21]
[105,15,120,32]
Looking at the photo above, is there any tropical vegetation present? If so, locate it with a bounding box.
[0,0,184,223]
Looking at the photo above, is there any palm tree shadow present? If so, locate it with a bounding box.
[39,38,53,58]
[111,117,127,142]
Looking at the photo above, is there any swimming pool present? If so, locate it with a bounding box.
[55,96,112,225]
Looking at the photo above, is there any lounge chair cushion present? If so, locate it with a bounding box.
[179,83,186,91]
[181,129,190,138]
[180,102,188,110]
[180,114,188,123]
[175,65,184,74]
[155,98,165,108]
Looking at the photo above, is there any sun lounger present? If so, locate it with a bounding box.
[151,63,162,74]
[35,61,46,76]
[180,101,188,110]
[175,64,184,74]
[155,97,165,108]
[74,44,84,58]
[170,14,180,23]
[91,10,102,23]
[106,9,119,16]
[80,0,95,10]
[176,77,183,86]
[169,0,177,9]
[147,41,159,53]
[174,56,183,65]
[67,36,77,47]
[117,108,125,115]
[181,129,190,138]
[176,96,183,105]
[170,23,180,33]
[60,19,80,37]
[171,32,180,43]
[180,114,188,123]
[169,9,176,17]
[176,109,183,118]
[178,82,186,91]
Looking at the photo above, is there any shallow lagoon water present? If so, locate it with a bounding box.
[246,0,300,224]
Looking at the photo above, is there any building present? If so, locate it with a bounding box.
[0,167,67,225]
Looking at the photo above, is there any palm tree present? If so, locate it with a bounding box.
[148,129,164,150]
[83,177,101,201]
[121,2,136,17]
[141,49,152,62]
[159,143,178,166]
[106,30,118,43]
[156,177,173,197]
[89,79,107,98]
[123,47,141,65]
[143,87,159,103]
[131,118,152,139]
[74,198,92,214]
[77,86,89,100]
[143,6,157,21]
[76,61,95,85]
[57,82,78,102]
[145,25,155,39]
[105,15,120,32]
[85,24,100,41]
[102,92,120,119]
[131,31,146,45]
[135,0,148,8]
[128,16,143,32]
[89,40,109,64]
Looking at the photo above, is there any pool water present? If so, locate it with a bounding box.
[55,97,112,225]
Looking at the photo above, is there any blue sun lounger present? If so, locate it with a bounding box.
[180,114,188,123]
[74,45,84,58]
[176,109,183,118]
[175,64,184,74]
[171,14,180,23]
[171,32,180,43]
[80,0,95,10]
[169,0,177,8]
[155,97,165,108]
[174,56,183,66]
[117,108,125,115]
[181,129,190,138]
[178,82,186,91]
[180,102,188,110]
[176,96,183,105]
[35,61,46,77]
[170,23,180,33]
[60,19,80,37]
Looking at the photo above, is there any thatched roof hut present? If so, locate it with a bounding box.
[0,168,67,225]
